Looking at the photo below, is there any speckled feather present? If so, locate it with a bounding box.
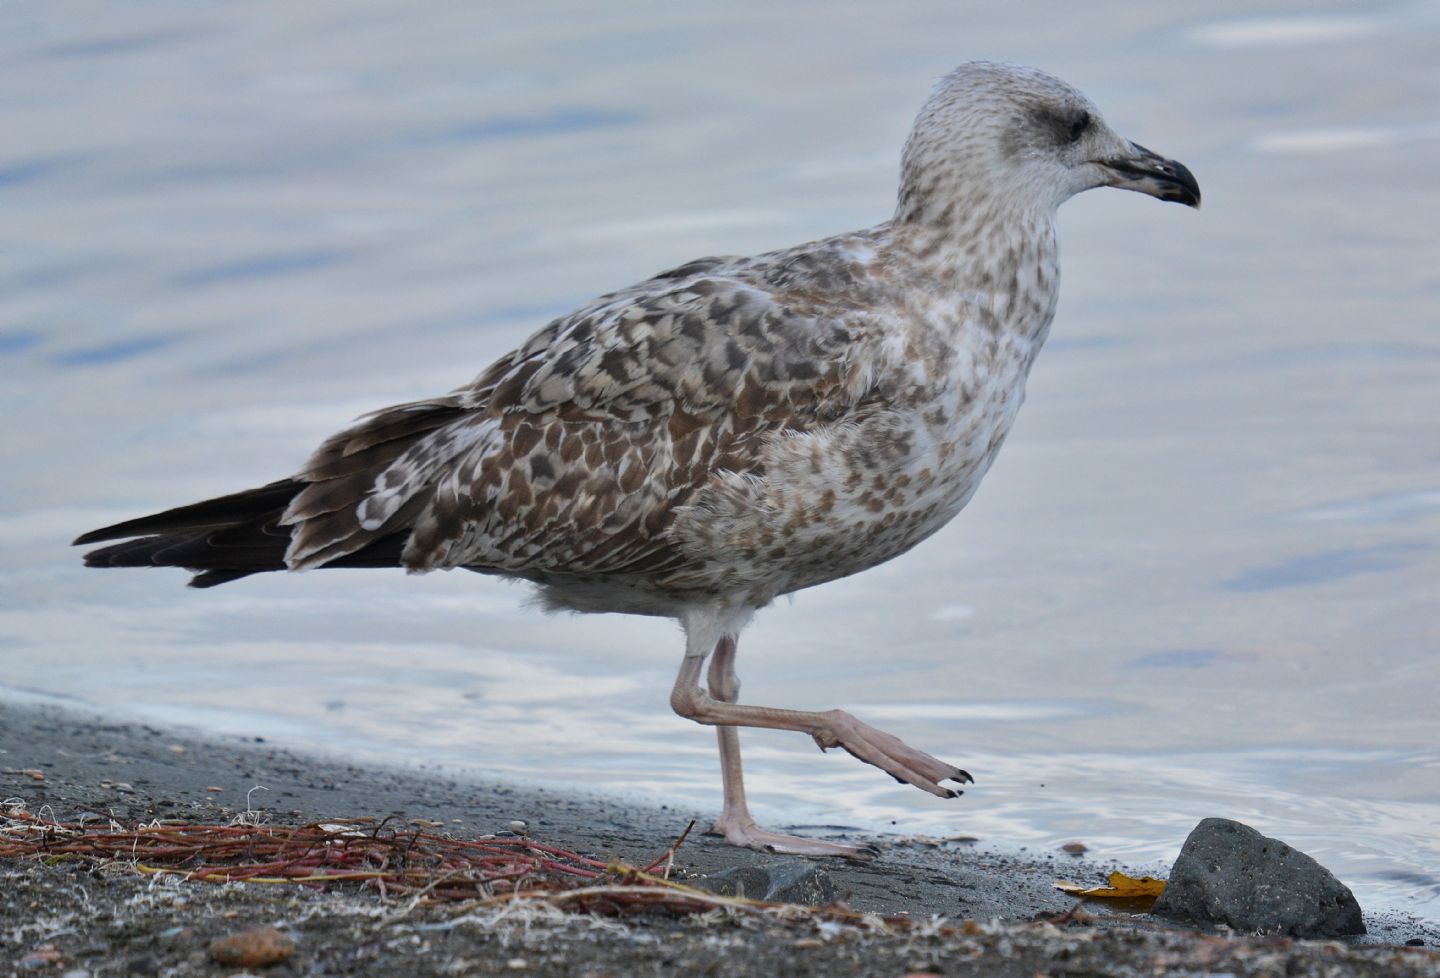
[281,216,1050,610]
[81,63,1191,618]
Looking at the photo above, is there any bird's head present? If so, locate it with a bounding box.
[896,62,1200,226]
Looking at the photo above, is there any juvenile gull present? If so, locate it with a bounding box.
[76,63,1199,857]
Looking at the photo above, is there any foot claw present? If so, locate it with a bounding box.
[814,710,973,800]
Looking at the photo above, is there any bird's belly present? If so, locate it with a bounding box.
[774,414,1017,593]
[667,381,1025,602]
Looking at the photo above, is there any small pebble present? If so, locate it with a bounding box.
[208,926,295,968]
[1061,842,1087,855]
[20,946,63,970]
[4,768,46,782]
[508,820,528,834]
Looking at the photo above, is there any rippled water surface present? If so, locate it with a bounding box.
[3,1,1437,917]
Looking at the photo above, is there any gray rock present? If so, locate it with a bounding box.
[1152,817,1365,938]
[691,862,836,905]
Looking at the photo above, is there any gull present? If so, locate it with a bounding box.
[76,62,1200,858]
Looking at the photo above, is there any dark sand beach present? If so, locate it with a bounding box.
[3,700,1438,976]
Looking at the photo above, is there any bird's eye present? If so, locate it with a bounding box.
[1067,112,1091,143]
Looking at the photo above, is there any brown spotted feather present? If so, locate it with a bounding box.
[77,61,1195,623]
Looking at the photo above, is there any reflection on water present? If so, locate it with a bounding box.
[1221,543,1430,592]
[1129,648,1221,669]
[1289,490,1440,525]
[1187,14,1385,49]
[2,0,1437,918]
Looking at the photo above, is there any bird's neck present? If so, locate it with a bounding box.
[884,201,1061,352]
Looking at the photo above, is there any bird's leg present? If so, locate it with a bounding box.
[705,636,751,826]
[701,635,870,858]
[671,621,972,814]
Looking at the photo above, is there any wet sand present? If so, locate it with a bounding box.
[2,699,1437,976]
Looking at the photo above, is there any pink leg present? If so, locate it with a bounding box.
[671,617,971,858]
[703,635,871,858]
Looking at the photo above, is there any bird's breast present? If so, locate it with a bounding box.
[664,320,1044,602]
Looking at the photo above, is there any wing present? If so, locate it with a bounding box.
[283,263,885,581]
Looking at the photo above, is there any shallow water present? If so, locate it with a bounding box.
[2,1,1438,918]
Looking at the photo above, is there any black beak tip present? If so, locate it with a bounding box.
[1170,160,1202,209]
[1103,147,1202,209]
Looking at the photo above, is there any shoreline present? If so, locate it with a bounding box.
[2,699,1438,975]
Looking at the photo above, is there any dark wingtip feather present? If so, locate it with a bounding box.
[189,569,259,588]
[82,537,161,567]
[72,480,304,547]
[74,526,118,547]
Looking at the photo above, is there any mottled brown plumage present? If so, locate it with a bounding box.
[76,63,1199,856]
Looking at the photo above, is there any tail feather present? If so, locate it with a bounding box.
[80,506,409,588]
[77,481,301,587]
[75,399,475,588]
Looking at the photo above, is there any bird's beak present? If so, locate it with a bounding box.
[1096,142,1201,209]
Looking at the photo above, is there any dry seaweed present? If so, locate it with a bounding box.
[0,803,695,908]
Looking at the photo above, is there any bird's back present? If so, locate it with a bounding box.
[75,230,915,603]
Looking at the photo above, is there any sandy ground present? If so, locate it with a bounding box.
[2,700,1437,977]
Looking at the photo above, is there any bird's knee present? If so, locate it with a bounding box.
[670,683,703,720]
[670,683,719,723]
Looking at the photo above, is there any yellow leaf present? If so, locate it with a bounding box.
[1055,870,1166,901]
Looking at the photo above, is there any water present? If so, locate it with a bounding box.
[3,0,1438,919]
